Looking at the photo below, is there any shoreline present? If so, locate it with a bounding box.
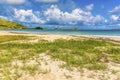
[1,31,120,42]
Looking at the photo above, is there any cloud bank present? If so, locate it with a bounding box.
[14,9,44,23]
[44,5,106,25]
[36,0,59,3]
[12,4,106,26]
[0,0,26,5]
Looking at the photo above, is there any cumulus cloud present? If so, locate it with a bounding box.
[6,0,25,4]
[14,9,44,23]
[110,15,119,21]
[0,0,26,5]
[36,0,58,3]
[44,5,82,25]
[44,5,107,25]
[84,15,107,25]
[109,5,120,25]
[109,5,120,14]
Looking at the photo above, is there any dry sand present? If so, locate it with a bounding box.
[1,31,120,42]
[12,53,120,80]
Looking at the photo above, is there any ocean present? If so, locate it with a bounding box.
[1,30,120,37]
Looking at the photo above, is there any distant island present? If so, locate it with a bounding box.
[54,27,79,31]
[30,26,48,30]
[0,19,27,30]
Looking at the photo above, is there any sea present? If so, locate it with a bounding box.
[1,29,120,37]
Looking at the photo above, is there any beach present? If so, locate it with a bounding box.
[1,0,120,79]
[0,31,120,80]
[1,31,120,42]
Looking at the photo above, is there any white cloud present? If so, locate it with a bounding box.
[14,9,44,23]
[109,5,120,14]
[110,15,119,21]
[44,5,84,24]
[109,5,120,25]
[0,15,8,20]
[0,0,26,4]
[5,0,26,4]
[84,15,107,25]
[86,4,94,11]
[36,0,58,3]
[44,5,106,25]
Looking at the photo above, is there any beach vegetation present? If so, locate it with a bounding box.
[0,35,120,79]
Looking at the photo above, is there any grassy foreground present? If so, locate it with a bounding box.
[0,35,120,79]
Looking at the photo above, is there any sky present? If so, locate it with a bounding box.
[0,0,120,29]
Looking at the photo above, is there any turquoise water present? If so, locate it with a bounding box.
[1,30,120,36]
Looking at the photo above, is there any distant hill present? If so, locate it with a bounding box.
[54,27,79,31]
[0,19,27,30]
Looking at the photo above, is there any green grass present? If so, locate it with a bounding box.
[21,65,39,75]
[0,19,27,30]
[0,35,120,79]
[0,35,28,43]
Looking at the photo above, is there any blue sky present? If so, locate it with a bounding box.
[0,0,120,29]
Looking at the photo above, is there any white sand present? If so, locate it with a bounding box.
[1,31,120,42]
[11,53,120,80]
